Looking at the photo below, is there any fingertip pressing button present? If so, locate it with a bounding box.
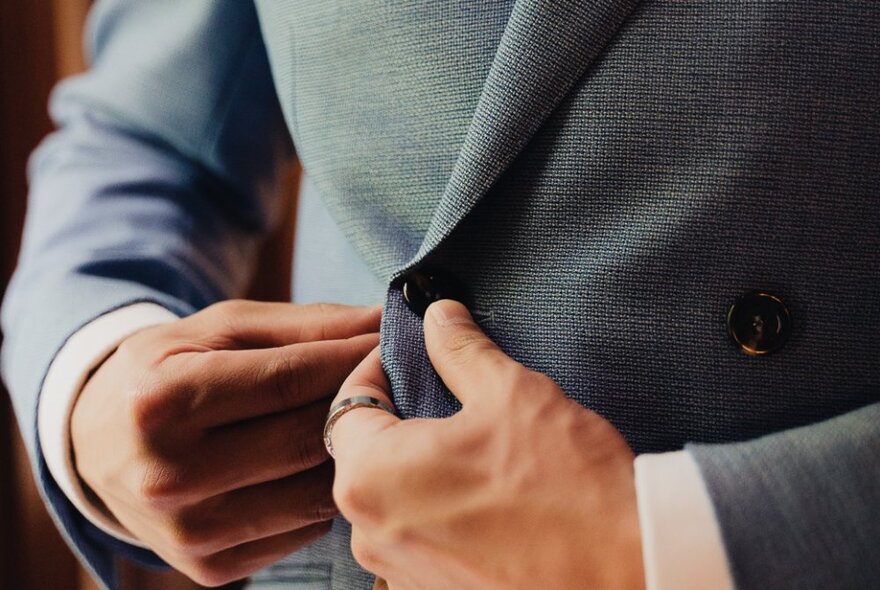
[400,267,467,317]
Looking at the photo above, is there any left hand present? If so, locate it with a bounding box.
[330,300,645,590]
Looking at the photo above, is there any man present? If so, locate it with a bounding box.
[2,1,878,589]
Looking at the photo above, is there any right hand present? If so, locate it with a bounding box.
[70,300,381,586]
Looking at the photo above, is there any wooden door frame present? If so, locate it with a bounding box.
[0,0,77,587]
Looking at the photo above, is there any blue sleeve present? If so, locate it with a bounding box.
[688,403,880,590]
[0,1,290,587]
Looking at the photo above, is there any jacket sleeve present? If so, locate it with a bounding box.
[688,402,880,590]
[0,1,291,587]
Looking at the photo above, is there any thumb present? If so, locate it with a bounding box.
[423,299,525,406]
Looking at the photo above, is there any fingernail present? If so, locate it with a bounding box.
[428,299,472,327]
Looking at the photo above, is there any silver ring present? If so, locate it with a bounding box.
[323,396,396,458]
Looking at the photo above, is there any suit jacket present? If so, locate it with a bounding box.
[2,1,878,588]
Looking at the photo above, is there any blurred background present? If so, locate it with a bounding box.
[0,1,297,588]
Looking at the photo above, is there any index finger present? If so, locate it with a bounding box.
[156,333,379,428]
[328,347,400,461]
[177,301,382,348]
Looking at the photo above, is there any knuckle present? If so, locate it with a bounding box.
[169,522,212,557]
[350,535,382,573]
[205,298,249,333]
[333,472,375,523]
[294,302,353,342]
[332,475,361,518]
[312,500,340,523]
[128,381,160,427]
[137,461,189,507]
[305,301,336,319]
[209,298,249,317]
[267,350,314,406]
[128,374,184,438]
[181,558,238,588]
[444,330,495,362]
[285,429,326,470]
[273,354,301,401]
[167,510,223,557]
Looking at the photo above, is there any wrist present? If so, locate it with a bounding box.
[597,433,645,589]
[600,464,646,590]
[562,443,645,589]
[38,303,178,546]
[612,483,646,590]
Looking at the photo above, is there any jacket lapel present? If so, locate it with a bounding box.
[398,0,641,277]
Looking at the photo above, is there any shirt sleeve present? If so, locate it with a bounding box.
[38,303,179,547]
[634,451,735,590]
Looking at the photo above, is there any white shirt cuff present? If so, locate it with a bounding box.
[635,450,735,590]
[38,302,179,548]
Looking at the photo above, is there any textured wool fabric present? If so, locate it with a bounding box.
[3,1,879,589]
[690,406,880,590]
[263,1,880,588]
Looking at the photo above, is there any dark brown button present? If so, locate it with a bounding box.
[727,291,791,356]
[401,268,465,317]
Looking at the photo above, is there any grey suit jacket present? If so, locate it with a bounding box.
[3,1,878,588]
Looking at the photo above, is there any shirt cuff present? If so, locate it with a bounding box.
[634,450,735,590]
[38,302,180,548]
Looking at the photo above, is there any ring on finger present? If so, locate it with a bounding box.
[323,396,396,458]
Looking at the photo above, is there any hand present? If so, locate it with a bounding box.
[71,300,380,586]
[330,300,644,590]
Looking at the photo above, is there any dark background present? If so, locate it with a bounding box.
[0,1,298,587]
